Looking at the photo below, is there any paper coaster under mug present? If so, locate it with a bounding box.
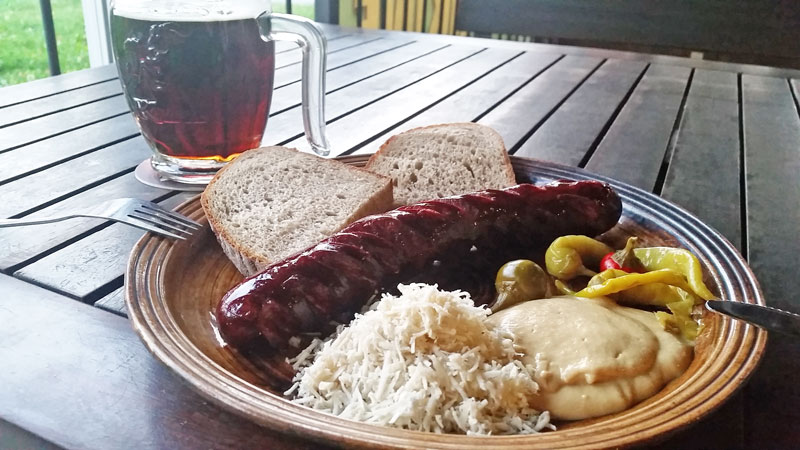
[135,159,206,192]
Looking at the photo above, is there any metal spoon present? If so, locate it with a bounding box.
[705,300,800,337]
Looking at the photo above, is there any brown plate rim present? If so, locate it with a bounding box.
[126,155,767,449]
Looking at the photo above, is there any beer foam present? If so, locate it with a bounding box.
[113,0,266,22]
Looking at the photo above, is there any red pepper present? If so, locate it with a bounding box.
[599,237,644,273]
[600,252,633,272]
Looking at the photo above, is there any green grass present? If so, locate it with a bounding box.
[272,3,315,20]
[0,0,89,87]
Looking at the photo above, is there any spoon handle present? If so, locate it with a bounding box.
[706,300,800,337]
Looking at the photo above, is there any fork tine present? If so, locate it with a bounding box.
[139,202,202,229]
[133,207,192,230]
[127,212,194,238]
[120,216,188,240]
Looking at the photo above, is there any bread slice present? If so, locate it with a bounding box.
[365,123,516,206]
[201,146,393,277]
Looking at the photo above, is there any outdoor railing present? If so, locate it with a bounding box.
[34,0,460,79]
[35,0,301,77]
[39,0,61,75]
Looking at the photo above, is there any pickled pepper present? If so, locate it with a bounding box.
[544,235,613,280]
[575,268,707,301]
[575,268,709,340]
[632,247,714,300]
[493,260,550,312]
[542,234,715,340]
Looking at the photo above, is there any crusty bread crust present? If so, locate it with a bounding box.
[201,153,265,276]
[365,123,516,206]
[201,146,392,277]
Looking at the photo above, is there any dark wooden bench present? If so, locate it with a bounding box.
[318,1,800,69]
[455,0,800,68]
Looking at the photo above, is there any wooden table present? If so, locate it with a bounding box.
[1,24,799,449]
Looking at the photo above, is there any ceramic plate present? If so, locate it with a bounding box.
[126,155,766,449]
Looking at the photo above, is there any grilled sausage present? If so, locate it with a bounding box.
[217,180,622,350]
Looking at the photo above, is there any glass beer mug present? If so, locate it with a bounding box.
[110,0,330,184]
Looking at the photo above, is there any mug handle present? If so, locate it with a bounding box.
[258,12,331,157]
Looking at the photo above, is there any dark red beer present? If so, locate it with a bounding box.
[111,14,275,162]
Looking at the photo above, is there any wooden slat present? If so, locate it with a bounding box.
[477,55,603,150]
[0,80,122,128]
[515,59,647,166]
[274,29,350,54]
[0,65,118,109]
[0,274,315,450]
[0,173,172,270]
[275,35,383,69]
[277,32,359,56]
[95,286,126,316]
[356,50,563,154]
[653,69,745,449]
[273,37,415,89]
[660,70,741,248]
[584,64,692,191]
[13,219,138,300]
[0,137,149,218]
[286,47,522,154]
[270,40,448,114]
[266,44,488,148]
[14,193,194,302]
[315,22,352,35]
[275,40,300,53]
[0,419,61,450]
[739,74,800,449]
[742,75,800,309]
[0,96,129,152]
[0,114,139,184]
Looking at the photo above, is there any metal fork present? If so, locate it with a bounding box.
[0,198,201,240]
